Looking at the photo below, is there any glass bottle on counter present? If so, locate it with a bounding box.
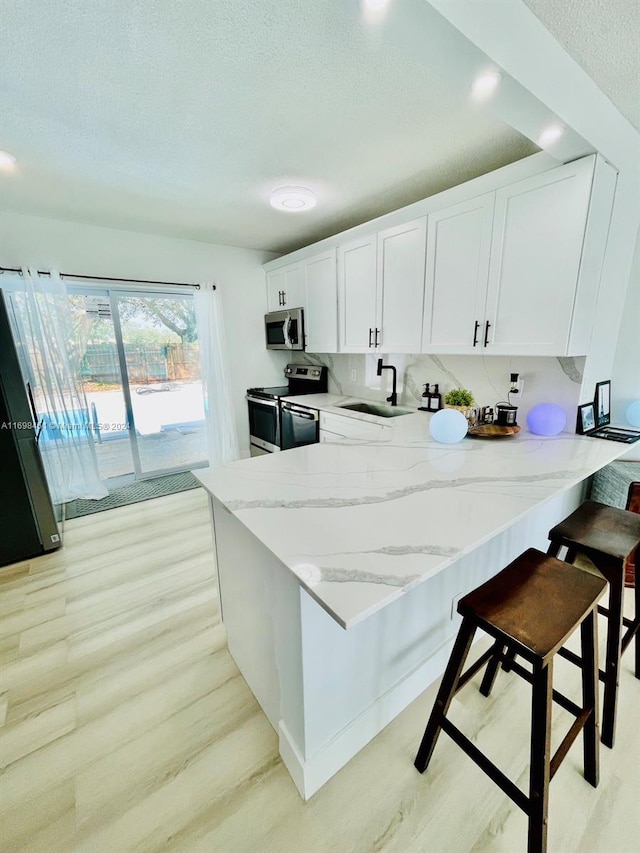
[420,384,431,410]
[429,384,442,411]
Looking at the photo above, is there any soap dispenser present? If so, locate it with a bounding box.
[420,383,431,411]
[429,383,442,412]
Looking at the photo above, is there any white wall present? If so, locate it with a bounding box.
[612,229,640,460]
[0,211,286,457]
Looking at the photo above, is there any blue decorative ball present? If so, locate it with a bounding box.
[429,408,468,444]
[626,399,640,428]
[526,403,566,436]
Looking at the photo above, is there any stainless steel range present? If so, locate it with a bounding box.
[247,364,328,456]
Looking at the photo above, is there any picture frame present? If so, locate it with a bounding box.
[594,380,611,428]
[577,402,596,435]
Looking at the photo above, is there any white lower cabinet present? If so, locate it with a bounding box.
[304,249,338,353]
[319,411,388,442]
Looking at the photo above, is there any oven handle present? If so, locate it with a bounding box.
[246,395,279,408]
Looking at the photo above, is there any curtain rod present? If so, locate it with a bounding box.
[0,266,207,290]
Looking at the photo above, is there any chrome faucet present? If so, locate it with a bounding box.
[377,358,398,407]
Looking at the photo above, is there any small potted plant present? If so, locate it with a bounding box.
[444,388,475,418]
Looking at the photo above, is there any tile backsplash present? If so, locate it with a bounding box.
[300,352,585,431]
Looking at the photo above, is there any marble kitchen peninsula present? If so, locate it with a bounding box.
[194,414,627,799]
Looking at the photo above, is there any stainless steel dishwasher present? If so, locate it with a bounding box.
[280,400,319,451]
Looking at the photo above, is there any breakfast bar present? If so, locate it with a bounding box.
[195,411,629,799]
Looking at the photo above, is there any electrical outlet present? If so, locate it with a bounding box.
[351,369,357,382]
[509,374,524,397]
[511,378,524,396]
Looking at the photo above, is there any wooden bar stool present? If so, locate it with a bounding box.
[414,548,606,853]
[547,499,640,748]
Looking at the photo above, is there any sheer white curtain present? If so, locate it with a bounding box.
[194,282,239,466]
[6,269,108,502]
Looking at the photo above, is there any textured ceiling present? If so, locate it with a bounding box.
[0,0,541,253]
[524,0,640,132]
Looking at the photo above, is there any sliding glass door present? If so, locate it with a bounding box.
[70,287,207,482]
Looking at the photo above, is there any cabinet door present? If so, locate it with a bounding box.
[377,218,427,353]
[337,235,378,352]
[422,194,494,354]
[266,263,304,311]
[266,268,286,311]
[283,263,304,309]
[304,249,338,352]
[484,159,594,355]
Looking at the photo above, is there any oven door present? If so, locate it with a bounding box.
[247,395,281,454]
[265,309,304,351]
[280,401,319,451]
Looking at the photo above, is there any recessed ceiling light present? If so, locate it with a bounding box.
[0,150,17,171]
[538,125,564,147]
[471,71,502,100]
[270,186,317,212]
[361,0,390,22]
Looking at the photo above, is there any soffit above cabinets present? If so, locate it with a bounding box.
[1,0,630,254]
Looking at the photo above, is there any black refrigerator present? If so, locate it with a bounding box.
[0,289,61,567]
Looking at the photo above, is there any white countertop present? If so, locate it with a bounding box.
[195,405,627,629]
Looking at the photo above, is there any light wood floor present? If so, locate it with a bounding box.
[1,488,638,853]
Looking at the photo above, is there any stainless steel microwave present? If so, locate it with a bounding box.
[265,308,305,350]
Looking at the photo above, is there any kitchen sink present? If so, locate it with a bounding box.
[337,402,412,418]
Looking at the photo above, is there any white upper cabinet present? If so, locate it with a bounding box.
[338,219,427,353]
[377,218,427,353]
[484,158,596,356]
[337,235,378,352]
[265,154,616,357]
[422,194,494,354]
[266,262,304,312]
[304,249,338,353]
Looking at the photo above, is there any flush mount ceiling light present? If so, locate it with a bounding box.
[0,150,17,171]
[269,186,317,212]
[471,71,502,100]
[538,125,564,147]
[363,0,390,9]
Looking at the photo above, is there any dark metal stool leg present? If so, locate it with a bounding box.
[528,661,552,853]
[414,617,476,773]
[581,608,599,787]
[601,570,624,749]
